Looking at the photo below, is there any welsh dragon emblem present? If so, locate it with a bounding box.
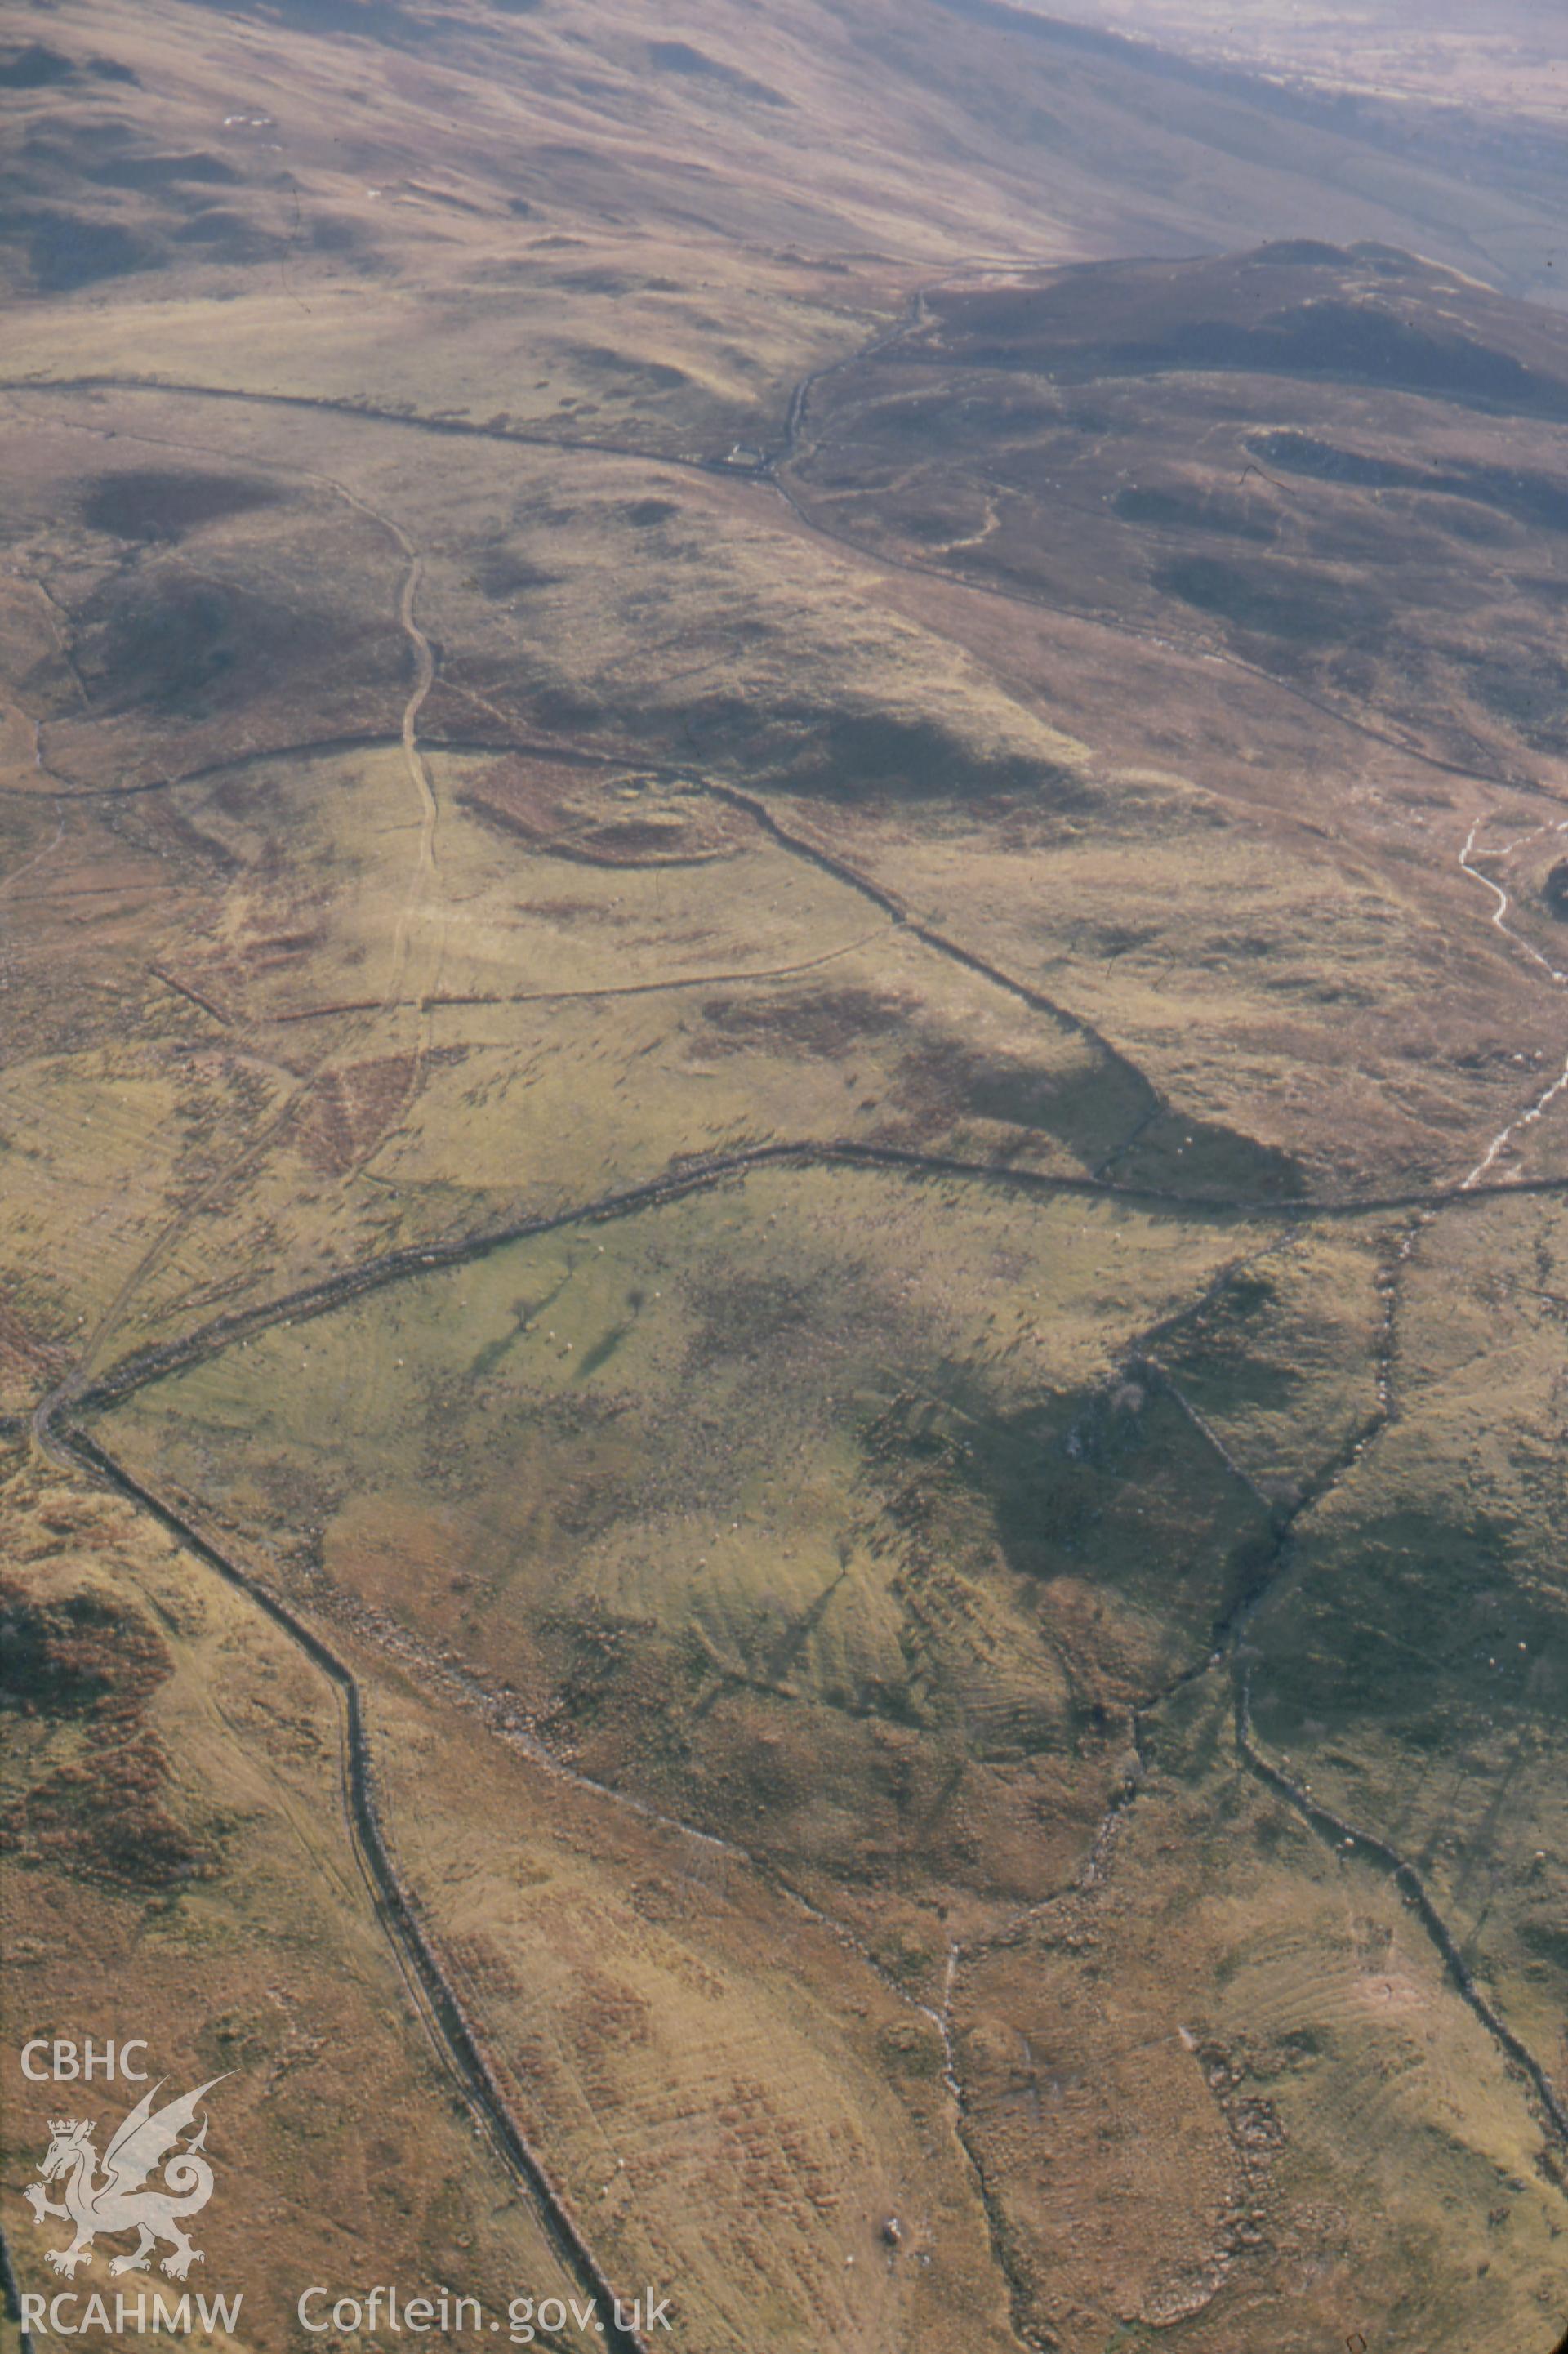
[24,2077,226,2280]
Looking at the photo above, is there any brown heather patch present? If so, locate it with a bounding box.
[0,1575,212,1888]
[0,1575,170,1721]
[292,1053,418,1175]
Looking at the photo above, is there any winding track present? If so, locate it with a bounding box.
[765,302,1559,807]
[6,390,609,1402]
[769,436,1568,2138]
[385,549,443,1016]
[24,424,445,1460]
[1459,814,1568,1188]
[12,299,1568,2338]
[4,359,1556,806]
